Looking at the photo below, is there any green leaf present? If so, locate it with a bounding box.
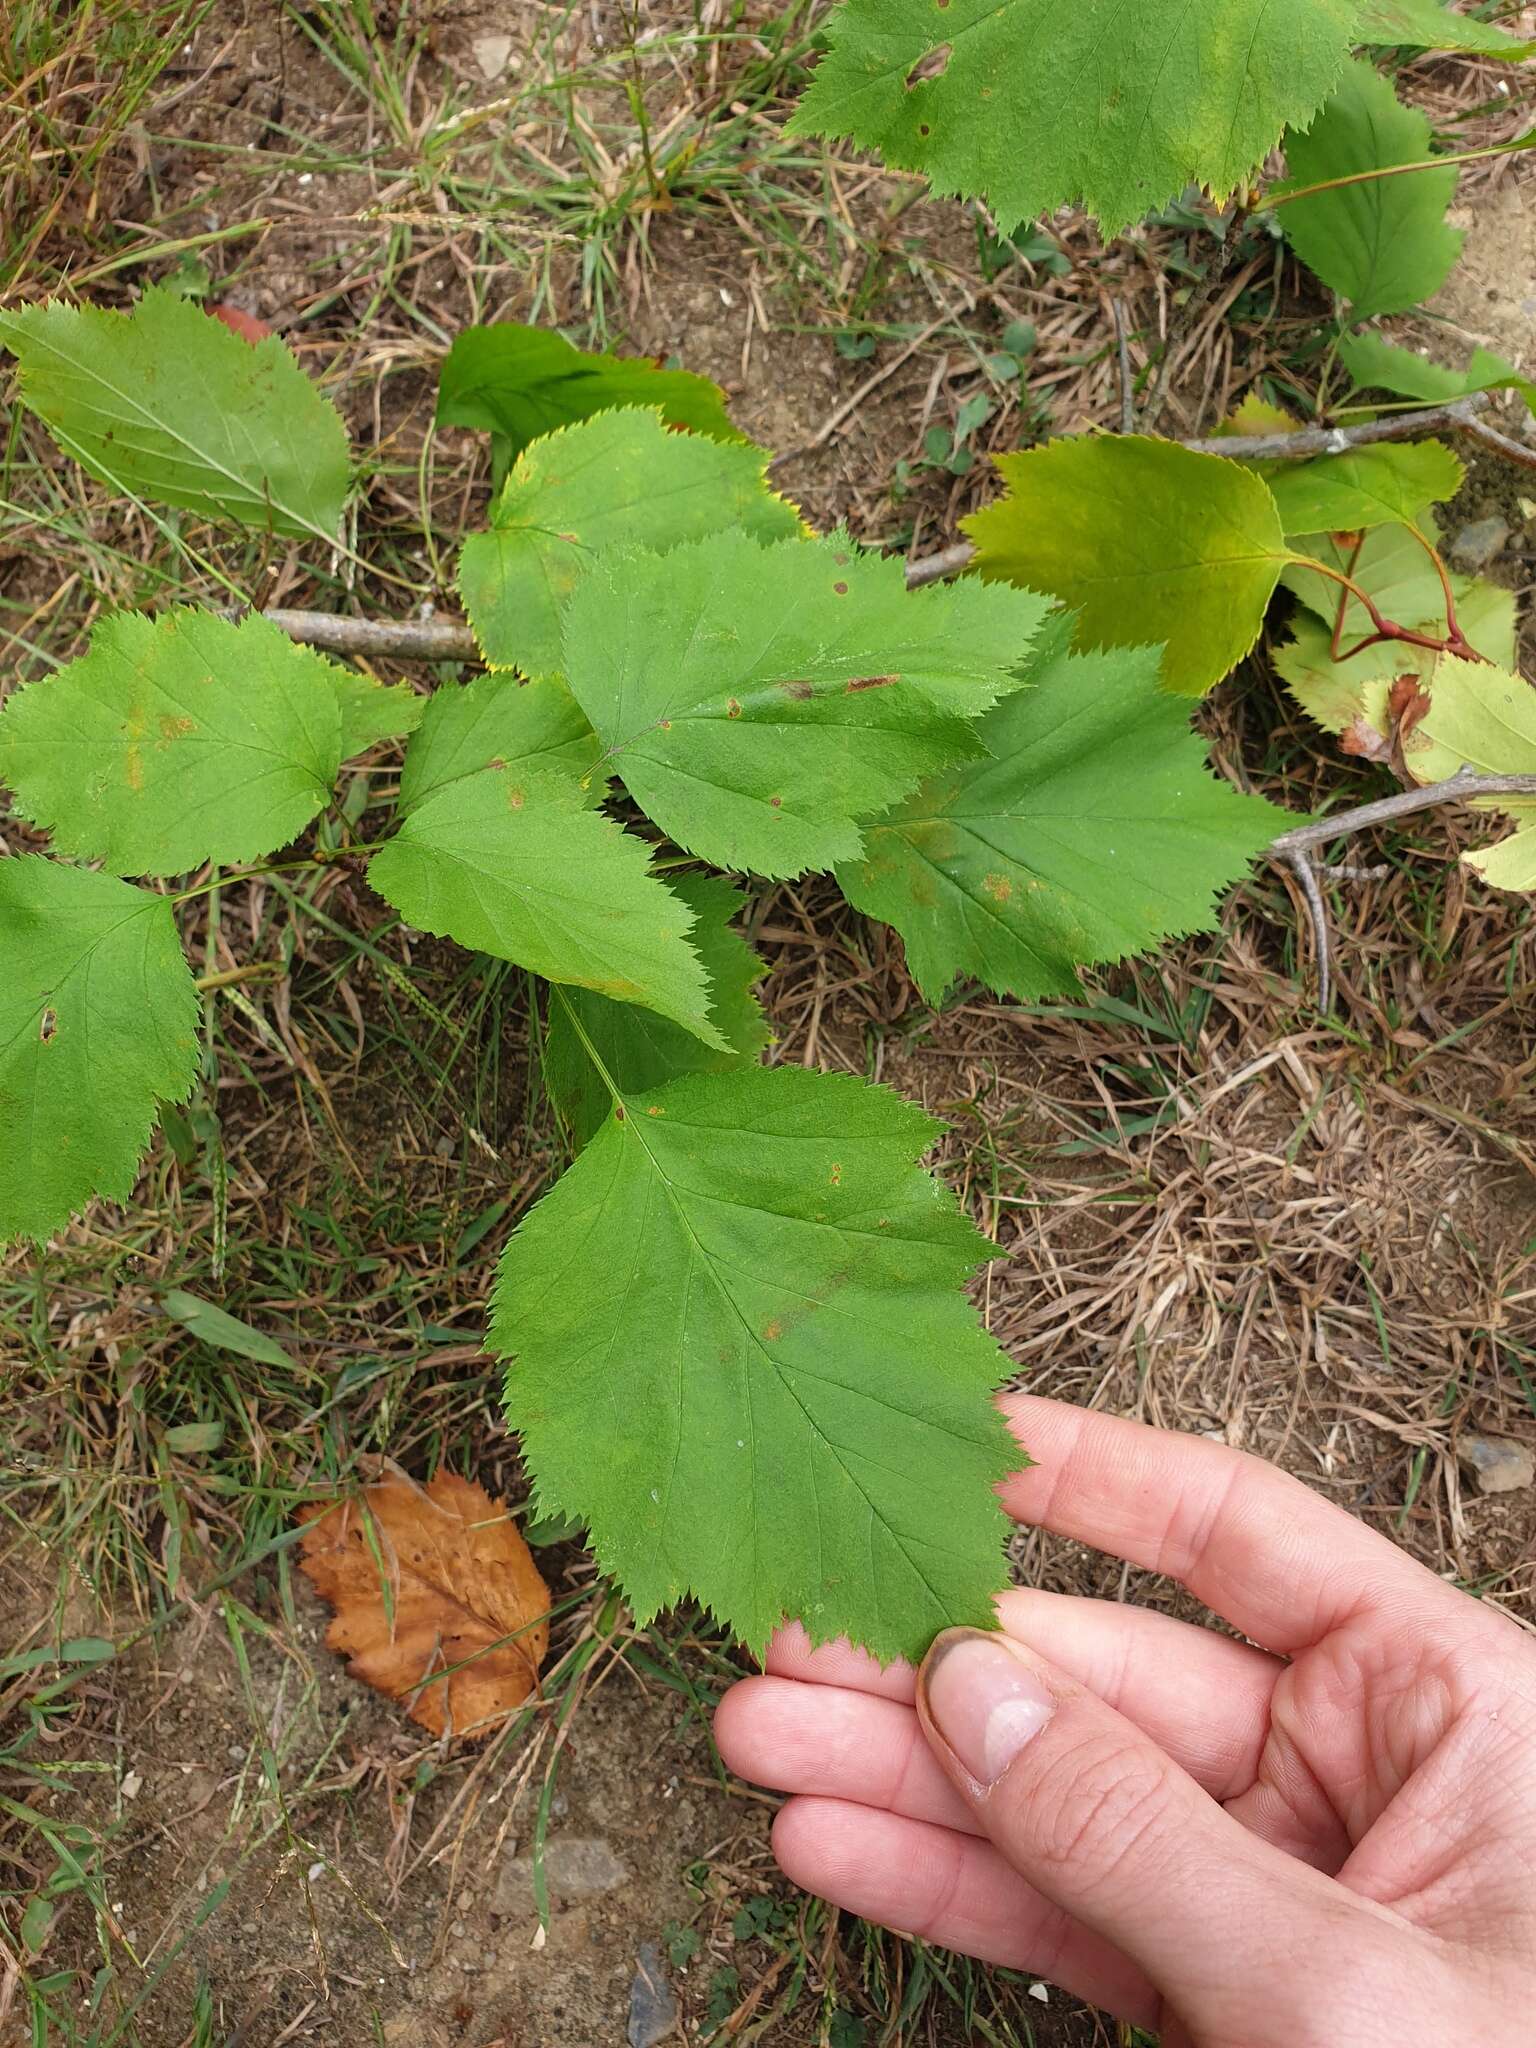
[789,0,1361,238]
[1402,656,1536,888]
[160,1288,297,1368]
[0,859,198,1244]
[544,874,770,1148]
[0,289,350,541]
[1338,331,1536,416]
[0,610,344,876]
[838,633,1284,1003]
[964,436,1292,697]
[457,409,802,679]
[1276,59,1461,320]
[436,323,742,487]
[561,531,1051,878]
[492,1062,1016,1661]
[1257,439,1462,538]
[396,672,600,816]
[333,672,424,759]
[1276,574,1516,731]
[368,766,725,1046]
[1358,0,1536,56]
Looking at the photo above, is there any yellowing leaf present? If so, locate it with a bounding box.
[965,436,1291,696]
[1276,576,1516,733]
[1400,656,1536,888]
[297,1470,549,1741]
[1259,440,1462,539]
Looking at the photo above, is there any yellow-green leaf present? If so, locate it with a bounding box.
[965,436,1292,696]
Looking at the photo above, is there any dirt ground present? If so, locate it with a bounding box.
[3,6,1536,2046]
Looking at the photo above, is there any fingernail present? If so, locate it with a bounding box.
[919,1629,1056,1788]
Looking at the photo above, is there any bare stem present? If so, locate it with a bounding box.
[1268,770,1536,856]
[1181,393,1491,460]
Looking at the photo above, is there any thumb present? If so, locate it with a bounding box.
[915,1626,1357,2029]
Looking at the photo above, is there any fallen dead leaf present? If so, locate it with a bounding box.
[296,1469,549,1740]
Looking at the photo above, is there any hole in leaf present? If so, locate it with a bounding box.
[38,1006,57,1044]
[904,42,951,89]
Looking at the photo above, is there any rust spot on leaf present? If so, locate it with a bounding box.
[646,1105,663,1117]
[769,795,782,808]
[846,673,898,693]
[832,581,849,596]
[829,1162,842,1186]
[125,746,144,792]
[761,1319,784,1342]
[507,784,525,810]
[981,872,1013,904]
[614,1104,626,1121]
[158,714,196,742]
[726,698,742,718]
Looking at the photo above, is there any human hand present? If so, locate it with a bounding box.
[715,1394,1536,2045]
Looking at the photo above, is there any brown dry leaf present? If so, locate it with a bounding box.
[296,1469,550,1740]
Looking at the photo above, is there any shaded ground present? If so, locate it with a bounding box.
[3,5,1535,2045]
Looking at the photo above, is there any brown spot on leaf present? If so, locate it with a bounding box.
[614,1104,626,1121]
[158,714,196,742]
[646,1105,663,1117]
[833,581,849,596]
[762,1318,784,1342]
[769,795,782,808]
[507,784,525,809]
[726,698,742,718]
[905,42,951,87]
[125,746,143,793]
[38,1007,57,1045]
[781,680,815,700]
[846,673,899,693]
[829,1162,842,1186]
[981,872,1013,904]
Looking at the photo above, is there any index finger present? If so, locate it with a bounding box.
[997,1392,1473,1654]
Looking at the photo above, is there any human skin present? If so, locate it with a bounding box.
[715,1393,1536,2045]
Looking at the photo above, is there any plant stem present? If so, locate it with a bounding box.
[1252,126,1536,210]
[1291,552,1458,660]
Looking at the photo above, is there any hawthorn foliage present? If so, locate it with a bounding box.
[2,5,1531,1660]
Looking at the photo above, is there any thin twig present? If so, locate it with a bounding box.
[1460,410,1536,474]
[255,608,479,662]
[1286,849,1334,1015]
[904,539,976,589]
[1269,770,1536,1013]
[1268,770,1536,856]
[1111,300,1136,435]
[1182,392,1491,460]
